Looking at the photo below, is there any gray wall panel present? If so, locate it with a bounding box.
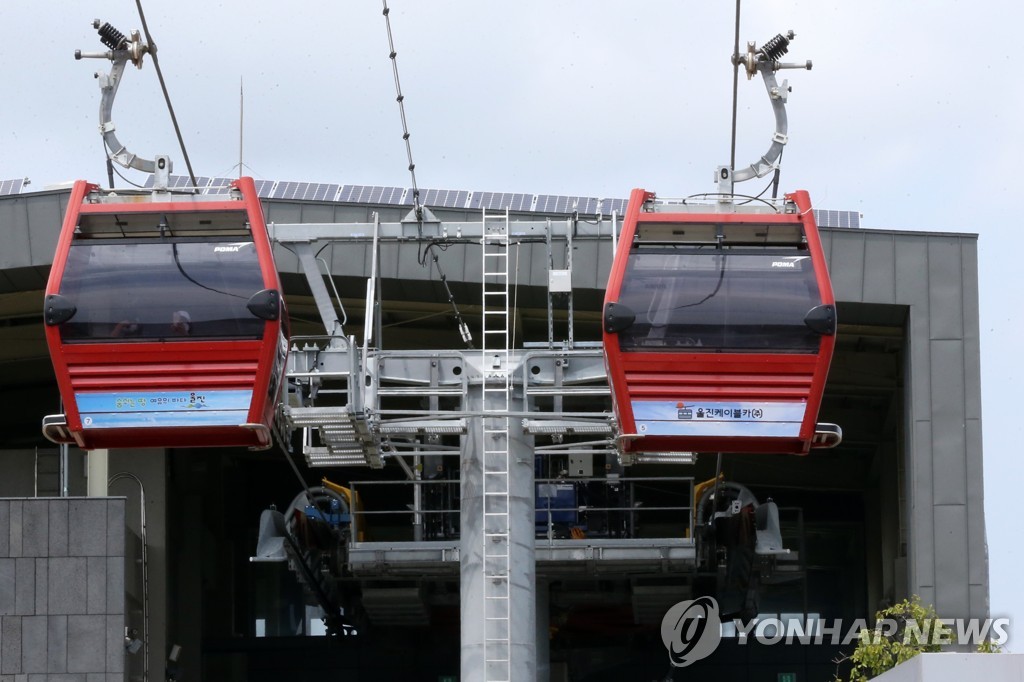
[0,503,7,558]
[927,237,964,340]
[104,615,123,674]
[1,615,21,674]
[104,503,123,560]
[970,584,990,622]
[297,203,336,223]
[961,241,982,421]
[965,418,987,588]
[0,499,123,677]
[9,503,21,559]
[47,503,67,559]
[933,504,970,619]
[20,502,46,559]
[828,231,866,301]
[0,200,31,270]
[33,559,47,616]
[264,203,302,225]
[862,232,897,304]
[47,615,67,673]
[0,559,13,615]
[24,195,63,267]
[66,615,104,673]
[48,558,86,616]
[907,311,934,424]
[21,615,46,673]
[85,557,105,616]
[895,237,934,426]
[13,559,33,616]
[911,419,935,591]
[929,340,967,506]
[67,502,105,558]
[894,235,931,307]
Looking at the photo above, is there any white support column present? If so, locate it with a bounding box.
[86,448,108,497]
[461,375,536,681]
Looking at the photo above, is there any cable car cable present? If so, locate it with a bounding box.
[132,0,198,189]
[728,0,742,180]
[382,4,472,347]
[382,1,422,220]
[419,240,475,349]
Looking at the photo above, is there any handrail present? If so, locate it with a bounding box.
[346,476,695,544]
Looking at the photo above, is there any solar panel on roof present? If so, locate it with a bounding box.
[422,188,470,209]
[510,194,532,212]
[169,175,207,190]
[310,184,339,202]
[63,172,860,226]
[269,181,339,202]
[337,185,357,202]
[814,209,860,229]
[602,198,629,215]
[206,177,233,195]
[381,186,408,205]
[271,181,297,200]
[0,179,24,195]
[253,180,275,197]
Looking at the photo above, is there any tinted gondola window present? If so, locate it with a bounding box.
[57,240,267,341]
[617,249,822,352]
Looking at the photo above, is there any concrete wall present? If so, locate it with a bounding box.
[872,653,1024,681]
[0,497,125,680]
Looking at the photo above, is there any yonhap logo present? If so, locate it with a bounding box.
[660,596,722,667]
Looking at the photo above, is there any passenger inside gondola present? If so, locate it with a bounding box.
[171,310,192,336]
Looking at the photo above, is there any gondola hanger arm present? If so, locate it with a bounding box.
[75,19,173,189]
[717,30,811,196]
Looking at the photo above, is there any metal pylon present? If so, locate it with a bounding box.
[481,208,511,681]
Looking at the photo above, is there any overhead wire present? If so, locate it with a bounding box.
[729,0,742,179]
[133,0,198,189]
[418,240,475,348]
[382,4,473,348]
[382,1,422,219]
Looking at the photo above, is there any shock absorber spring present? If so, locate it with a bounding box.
[97,22,128,50]
[759,32,791,63]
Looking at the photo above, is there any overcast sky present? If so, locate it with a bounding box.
[3,0,1021,650]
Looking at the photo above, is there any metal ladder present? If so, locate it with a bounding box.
[481,209,512,681]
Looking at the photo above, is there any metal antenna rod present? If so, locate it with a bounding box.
[239,78,244,179]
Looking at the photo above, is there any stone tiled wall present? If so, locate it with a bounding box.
[0,498,125,681]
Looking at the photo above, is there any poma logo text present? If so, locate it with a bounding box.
[660,596,723,667]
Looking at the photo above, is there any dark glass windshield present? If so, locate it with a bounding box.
[57,239,267,342]
[616,248,823,352]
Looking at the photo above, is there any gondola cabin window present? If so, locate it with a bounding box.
[616,248,822,353]
[57,238,266,342]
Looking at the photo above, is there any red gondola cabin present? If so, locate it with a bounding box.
[603,188,839,455]
[42,177,288,450]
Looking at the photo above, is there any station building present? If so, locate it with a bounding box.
[0,177,985,681]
